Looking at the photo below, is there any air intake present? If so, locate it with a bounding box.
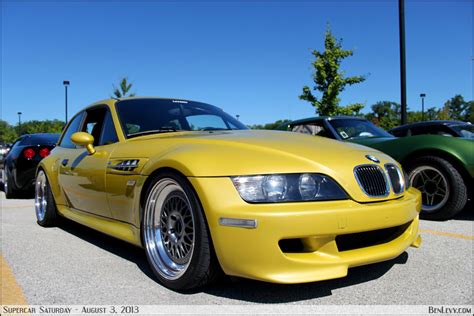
[111,160,140,171]
[385,163,404,194]
[354,165,389,197]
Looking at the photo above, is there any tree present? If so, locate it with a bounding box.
[300,25,366,116]
[365,101,400,130]
[443,95,468,121]
[112,77,136,98]
[466,101,474,123]
[0,119,65,143]
[0,120,18,143]
[248,119,290,130]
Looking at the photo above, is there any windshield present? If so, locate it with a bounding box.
[450,124,474,139]
[115,99,247,138]
[328,119,394,140]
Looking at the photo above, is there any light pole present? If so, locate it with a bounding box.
[236,114,240,121]
[17,112,22,135]
[420,93,426,121]
[399,0,407,125]
[63,80,70,124]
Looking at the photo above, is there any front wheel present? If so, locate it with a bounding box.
[142,172,222,291]
[407,156,467,220]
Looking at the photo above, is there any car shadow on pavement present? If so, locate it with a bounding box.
[57,218,157,281]
[57,217,409,303]
[453,203,473,221]
[204,253,408,303]
[0,183,34,199]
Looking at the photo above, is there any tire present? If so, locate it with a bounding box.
[3,168,18,199]
[35,170,59,227]
[407,156,467,220]
[142,171,222,291]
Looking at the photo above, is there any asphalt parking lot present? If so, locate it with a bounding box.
[1,192,472,306]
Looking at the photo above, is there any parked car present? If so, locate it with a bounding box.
[36,97,421,291]
[0,144,11,156]
[3,133,60,198]
[389,120,474,139]
[287,116,473,220]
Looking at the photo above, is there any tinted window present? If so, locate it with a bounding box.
[60,112,85,148]
[411,125,455,137]
[390,128,407,137]
[99,110,119,145]
[82,108,107,146]
[450,124,474,138]
[19,134,60,146]
[115,99,247,138]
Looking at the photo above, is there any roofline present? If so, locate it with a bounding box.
[289,115,367,125]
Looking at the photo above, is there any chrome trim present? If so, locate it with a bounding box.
[353,164,390,198]
[384,163,405,195]
[108,159,140,171]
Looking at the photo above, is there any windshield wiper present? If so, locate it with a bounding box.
[199,127,230,131]
[127,127,180,138]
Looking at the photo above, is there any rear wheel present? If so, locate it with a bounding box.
[35,170,59,227]
[142,172,221,291]
[407,156,467,220]
[3,168,18,199]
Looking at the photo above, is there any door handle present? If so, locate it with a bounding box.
[61,159,69,167]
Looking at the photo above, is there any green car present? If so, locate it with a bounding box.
[286,116,473,220]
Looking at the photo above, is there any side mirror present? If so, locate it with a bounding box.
[71,132,96,155]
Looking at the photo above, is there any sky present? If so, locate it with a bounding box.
[1,0,472,126]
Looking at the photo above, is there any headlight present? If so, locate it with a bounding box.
[231,173,347,203]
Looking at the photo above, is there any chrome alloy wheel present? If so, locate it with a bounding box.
[35,171,48,221]
[144,178,195,280]
[410,166,450,212]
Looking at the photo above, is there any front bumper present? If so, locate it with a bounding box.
[189,177,422,284]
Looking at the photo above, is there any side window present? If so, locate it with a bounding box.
[82,108,107,146]
[59,112,85,148]
[99,110,119,146]
[292,122,333,138]
[390,129,405,137]
[410,126,427,136]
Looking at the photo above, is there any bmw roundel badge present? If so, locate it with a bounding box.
[365,155,380,163]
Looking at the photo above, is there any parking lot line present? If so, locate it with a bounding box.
[419,229,474,240]
[1,254,28,305]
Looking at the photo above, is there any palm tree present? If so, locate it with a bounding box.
[112,77,136,98]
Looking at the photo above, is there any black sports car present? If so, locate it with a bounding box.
[389,120,474,139]
[3,133,60,198]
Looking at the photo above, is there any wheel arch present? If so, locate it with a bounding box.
[400,148,472,195]
[138,167,216,248]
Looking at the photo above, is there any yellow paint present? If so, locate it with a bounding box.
[190,178,421,283]
[419,229,474,240]
[71,132,96,155]
[37,97,422,284]
[1,255,28,305]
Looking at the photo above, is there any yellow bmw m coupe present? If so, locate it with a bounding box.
[36,97,422,290]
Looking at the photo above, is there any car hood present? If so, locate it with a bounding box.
[111,130,402,202]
